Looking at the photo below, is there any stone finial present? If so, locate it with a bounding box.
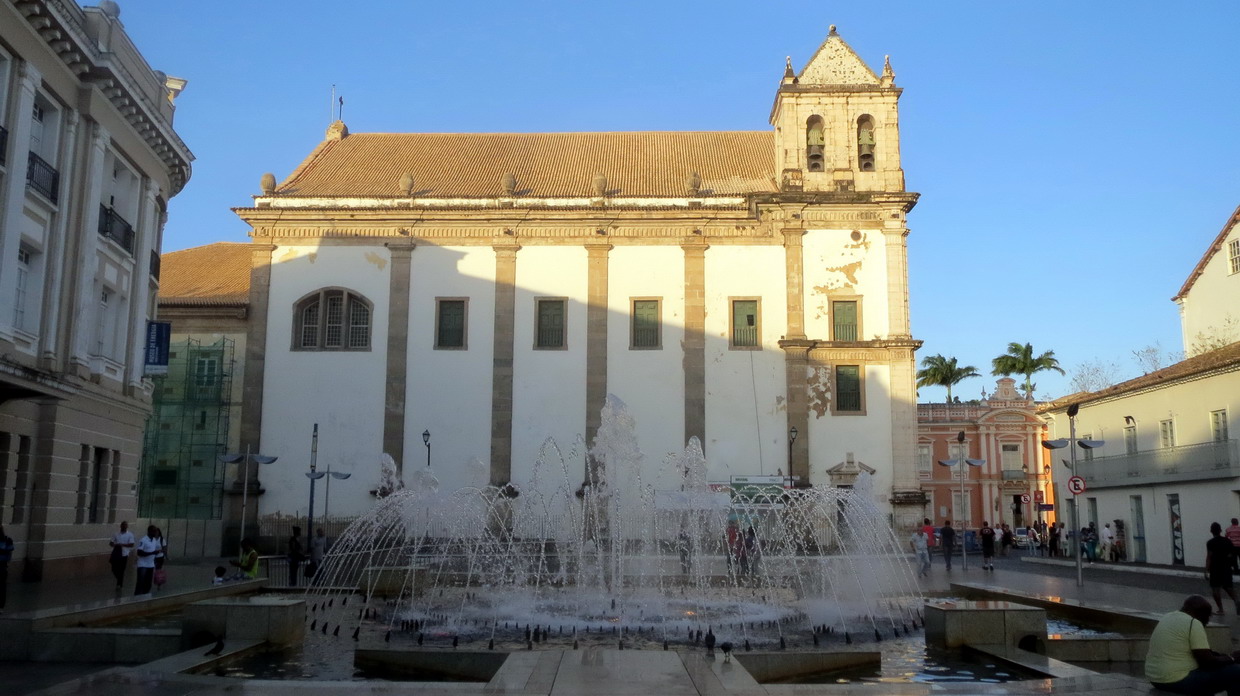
[99,0,120,19]
[686,171,701,196]
[828,24,838,36]
[783,56,795,79]
[325,120,348,141]
[260,172,276,195]
[592,173,608,197]
[501,172,517,196]
[399,172,414,195]
[880,55,895,88]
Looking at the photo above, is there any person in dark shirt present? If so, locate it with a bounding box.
[940,521,956,570]
[980,522,996,571]
[1206,522,1240,616]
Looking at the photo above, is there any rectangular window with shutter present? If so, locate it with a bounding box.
[535,298,566,349]
[832,300,859,342]
[730,299,759,348]
[631,299,661,349]
[834,365,863,413]
[436,299,467,349]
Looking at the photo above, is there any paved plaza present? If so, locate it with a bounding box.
[2,551,1235,694]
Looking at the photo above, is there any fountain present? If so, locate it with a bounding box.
[305,395,922,655]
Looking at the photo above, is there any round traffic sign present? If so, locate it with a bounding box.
[1020,493,1031,504]
[1067,475,1087,495]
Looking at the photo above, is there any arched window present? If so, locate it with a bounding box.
[857,115,876,172]
[294,288,372,351]
[806,116,825,172]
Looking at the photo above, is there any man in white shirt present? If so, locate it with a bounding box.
[909,528,931,578]
[133,525,160,596]
[109,521,135,589]
[1101,523,1116,562]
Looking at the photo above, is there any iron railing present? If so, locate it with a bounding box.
[98,204,136,254]
[26,151,59,203]
[836,391,862,412]
[0,124,8,166]
[150,249,161,280]
[833,322,858,342]
[1076,439,1239,489]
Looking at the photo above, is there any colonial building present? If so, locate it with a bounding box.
[231,29,925,527]
[0,0,192,578]
[917,379,1054,532]
[1042,205,1240,565]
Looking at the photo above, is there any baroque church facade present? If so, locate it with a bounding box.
[230,29,926,527]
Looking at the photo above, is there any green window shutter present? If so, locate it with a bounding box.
[633,300,659,347]
[437,300,466,348]
[832,301,857,342]
[537,300,565,348]
[732,300,758,347]
[836,365,861,411]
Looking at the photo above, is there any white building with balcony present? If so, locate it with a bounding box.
[0,0,192,580]
[1042,205,1240,567]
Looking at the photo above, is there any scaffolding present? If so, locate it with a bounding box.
[139,337,234,519]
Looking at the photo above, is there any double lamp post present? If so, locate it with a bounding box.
[1041,403,1103,587]
[938,430,985,571]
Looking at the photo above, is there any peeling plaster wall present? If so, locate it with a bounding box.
[703,246,788,479]
[808,363,895,495]
[406,246,496,494]
[802,228,889,340]
[261,245,391,518]
[607,246,686,490]
[511,246,589,497]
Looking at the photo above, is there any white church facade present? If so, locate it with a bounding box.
[228,29,926,528]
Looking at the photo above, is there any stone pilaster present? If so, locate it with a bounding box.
[490,242,521,486]
[36,108,78,370]
[383,242,414,475]
[124,178,161,392]
[238,244,276,457]
[681,238,709,448]
[0,61,43,349]
[67,121,111,376]
[584,242,612,451]
[783,342,811,483]
[883,227,911,339]
[782,228,807,340]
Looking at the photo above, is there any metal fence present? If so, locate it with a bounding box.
[1079,439,1239,489]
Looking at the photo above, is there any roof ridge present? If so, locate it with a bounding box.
[338,130,774,137]
[1173,201,1240,301]
[278,138,340,193]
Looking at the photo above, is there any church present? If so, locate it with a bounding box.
[223,28,925,527]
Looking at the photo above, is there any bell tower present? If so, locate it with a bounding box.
[770,26,905,194]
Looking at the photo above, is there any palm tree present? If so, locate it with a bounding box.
[991,342,1065,398]
[916,354,981,403]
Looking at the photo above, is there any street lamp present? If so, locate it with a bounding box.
[423,429,431,467]
[938,430,985,571]
[321,462,352,523]
[219,446,277,552]
[1041,402,1104,587]
[787,427,798,488]
[306,423,325,539]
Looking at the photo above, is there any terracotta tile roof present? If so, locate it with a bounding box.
[274,131,778,198]
[158,242,250,306]
[1173,202,1240,301]
[1039,341,1240,413]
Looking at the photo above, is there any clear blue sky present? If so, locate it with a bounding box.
[119,1,1239,401]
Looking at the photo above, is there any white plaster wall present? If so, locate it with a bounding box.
[260,244,390,519]
[703,246,788,481]
[405,245,496,496]
[802,228,889,341]
[511,246,589,497]
[807,364,895,494]
[1180,221,1240,355]
[607,246,685,491]
[1046,367,1240,565]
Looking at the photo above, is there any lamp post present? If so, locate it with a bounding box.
[787,427,798,488]
[306,424,325,539]
[423,429,431,467]
[1041,402,1104,587]
[938,430,985,571]
[321,463,352,523]
[220,446,277,553]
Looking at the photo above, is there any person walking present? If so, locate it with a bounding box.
[940,520,956,571]
[108,521,135,590]
[910,527,931,578]
[1206,522,1240,616]
[999,524,1012,557]
[921,518,937,551]
[133,525,160,595]
[287,526,306,587]
[0,525,14,613]
[309,527,327,580]
[1101,522,1115,562]
[1145,594,1240,694]
[1225,518,1240,574]
[744,527,760,576]
[979,521,996,571]
[1049,523,1061,558]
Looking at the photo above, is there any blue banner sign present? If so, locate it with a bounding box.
[144,321,171,375]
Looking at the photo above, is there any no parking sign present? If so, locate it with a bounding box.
[1067,476,1087,495]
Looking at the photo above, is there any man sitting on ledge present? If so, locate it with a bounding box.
[1146,594,1240,695]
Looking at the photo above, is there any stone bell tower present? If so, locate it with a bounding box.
[770,26,905,195]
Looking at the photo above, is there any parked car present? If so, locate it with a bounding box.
[1014,527,1037,548]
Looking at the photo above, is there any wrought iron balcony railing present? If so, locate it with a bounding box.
[98,204,136,254]
[27,151,59,203]
[1075,439,1239,489]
